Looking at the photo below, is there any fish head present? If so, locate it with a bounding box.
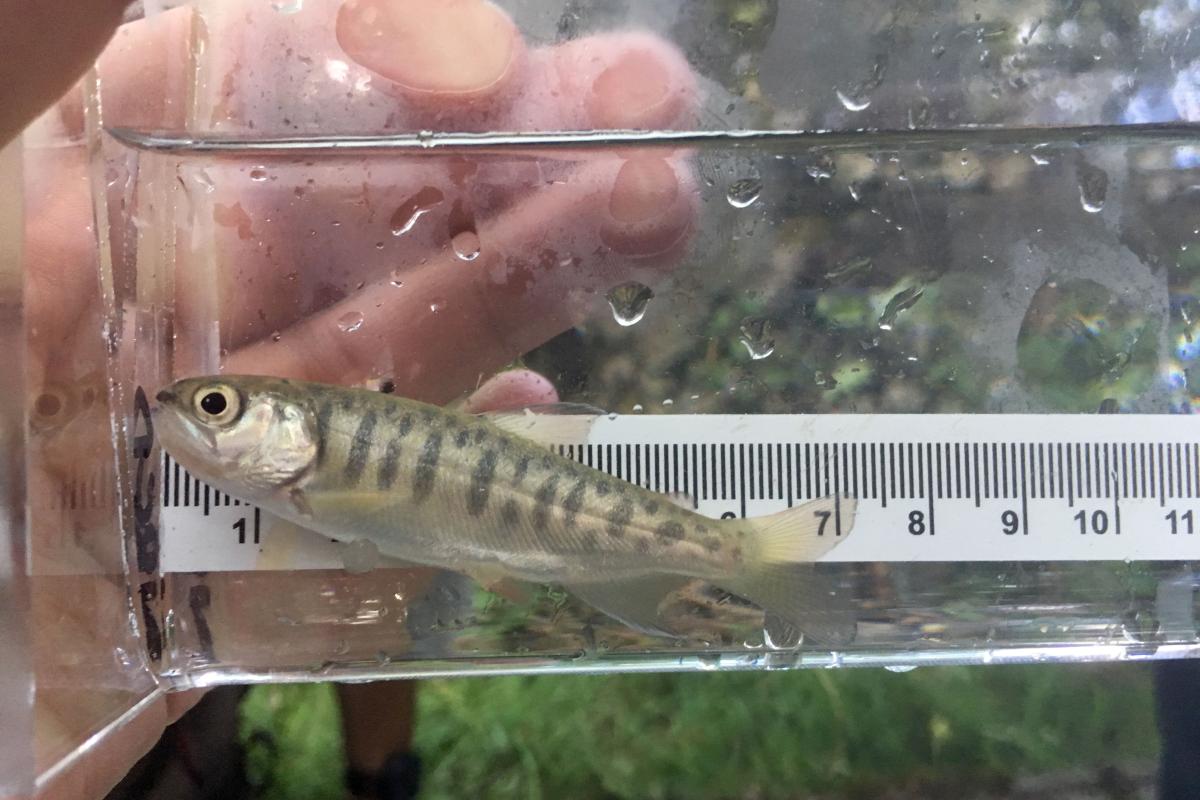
[154,375,318,497]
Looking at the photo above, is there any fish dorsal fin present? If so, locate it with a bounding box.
[663,491,697,510]
[480,404,602,446]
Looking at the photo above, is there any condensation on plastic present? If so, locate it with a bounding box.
[11,2,1200,787]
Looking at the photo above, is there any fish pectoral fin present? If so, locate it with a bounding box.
[565,575,692,639]
[465,567,532,604]
[480,406,601,446]
[300,490,398,518]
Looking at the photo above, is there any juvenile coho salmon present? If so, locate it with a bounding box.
[154,376,858,643]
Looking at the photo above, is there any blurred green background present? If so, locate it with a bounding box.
[238,664,1159,800]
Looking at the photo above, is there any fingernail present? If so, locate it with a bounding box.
[608,157,678,223]
[337,0,518,95]
[589,49,671,128]
[602,157,690,258]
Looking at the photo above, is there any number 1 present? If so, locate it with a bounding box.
[1167,509,1195,535]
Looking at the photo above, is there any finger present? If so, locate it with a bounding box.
[222,153,695,403]
[195,0,527,134]
[463,369,559,413]
[0,0,128,146]
[180,29,698,350]
[336,0,523,107]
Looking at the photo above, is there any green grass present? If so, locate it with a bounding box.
[239,664,1159,800]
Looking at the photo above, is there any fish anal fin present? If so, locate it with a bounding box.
[721,564,858,647]
[566,575,692,639]
[466,566,531,604]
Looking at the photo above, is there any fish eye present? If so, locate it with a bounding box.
[193,385,240,425]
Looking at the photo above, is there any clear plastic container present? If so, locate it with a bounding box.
[9,0,1200,792]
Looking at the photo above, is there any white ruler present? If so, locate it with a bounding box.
[159,414,1200,573]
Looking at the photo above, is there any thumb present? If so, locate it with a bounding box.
[0,0,130,146]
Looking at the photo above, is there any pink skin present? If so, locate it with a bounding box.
[21,3,702,795]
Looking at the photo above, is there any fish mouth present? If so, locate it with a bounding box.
[155,389,176,404]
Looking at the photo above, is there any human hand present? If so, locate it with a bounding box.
[18,1,700,797]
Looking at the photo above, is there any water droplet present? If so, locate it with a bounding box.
[1030,145,1051,166]
[726,175,763,209]
[390,186,444,237]
[814,370,839,390]
[825,257,873,283]
[451,230,481,261]
[1078,162,1108,213]
[341,538,379,574]
[632,404,644,413]
[193,169,216,193]
[738,317,776,360]
[878,286,926,330]
[271,0,303,11]
[390,270,405,288]
[249,166,269,182]
[270,331,282,343]
[848,182,864,202]
[806,153,836,183]
[375,651,392,666]
[697,653,722,670]
[337,311,365,333]
[429,300,445,314]
[662,398,674,407]
[885,664,918,673]
[417,130,435,148]
[836,88,871,112]
[606,282,654,326]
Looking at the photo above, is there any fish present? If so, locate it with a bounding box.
[154,375,859,644]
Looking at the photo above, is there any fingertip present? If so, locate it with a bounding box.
[464,369,559,413]
[557,32,697,130]
[337,0,523,101]
[600,155,694,259]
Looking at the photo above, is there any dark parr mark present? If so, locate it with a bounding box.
[634,536,651,553]
[314,401,334,465]
[533,476,559,529]
[594,482,611,497]
[473,429,487,445]
[702,536,722,554]
[378,437,403,490]
[344,410,377,483]
[606,498,634,538]
[413,431,443,503]
[656,520,685,542]
[398,414,414,437]
[513,455,531,485]
[501,499,521,527]
[642,500,660,515]
[454,429,470,449]
[468,450,498,517]
[340,397,356,411]
[563,479,587,530]
[580,529,600,552]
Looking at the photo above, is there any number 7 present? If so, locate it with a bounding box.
[815,510,836,536]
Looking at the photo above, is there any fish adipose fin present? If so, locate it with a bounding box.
[720,496,859,647]
[566,574,692,639]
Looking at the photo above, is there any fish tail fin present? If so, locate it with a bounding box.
[717,496,858,646]
[740,495,857,564]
